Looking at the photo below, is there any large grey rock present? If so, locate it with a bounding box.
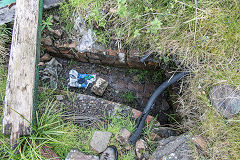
[0,6,15,25]
[90,131,112,153]
[0,0,64,25]
[150,134,193,160]
[209,85,240,118]
[65,149,99,160]
[43,0,65,10]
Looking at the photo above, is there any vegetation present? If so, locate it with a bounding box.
[41,15,53,31]
[58,0,240,159]
[128,69,164,83]
[0,0,239,159]
[122,92,136,103]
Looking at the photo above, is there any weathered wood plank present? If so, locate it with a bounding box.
[2,0,42,148]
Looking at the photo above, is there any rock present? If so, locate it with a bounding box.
[37,62,45,67]
[65,149,99,160]
[90,131,112,153]
[149,132,161,141]
[56,95,64,101]
[40,53,52,62]
[117,52,126,63]
[154,127,176,138]
[209,85,240,118]
[0,6,15,25]
[0,0,63,25]
[99,146,118,160]
[41,36,53,46]
[132,109,153,123]
[76,29,96,53]
[191,135,207,151]
[91,78,108,96]
[136,139,146,159]
[150,134,193,160]
[39,58,62,88]
[43,0,65,10]
[51,29,63,38]
[116,128,131,145]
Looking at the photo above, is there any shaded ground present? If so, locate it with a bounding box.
[39,58,176,124]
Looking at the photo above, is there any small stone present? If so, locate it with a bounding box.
[117,52,126,63]
[91,78,108,96]
[56,95,64,101]
[136,139,146,159]
[65,149,99,160]
[99,146,118,160]
[37,62,45,66]
[149,132,161,141]
[191,135,207,151]
[40,53,52,62]
[132,109,153,123]
[90,131,112,153]
[41,36,53,46]
[209,85,240,118]
[154,127,176,138]
[116,128,131,145]
[51,29,62,38]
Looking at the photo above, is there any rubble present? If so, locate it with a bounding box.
[65,149,99,160]
[90,131,112,153]
[91,78,109,96]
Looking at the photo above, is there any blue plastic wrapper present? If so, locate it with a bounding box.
[68,69,96,88]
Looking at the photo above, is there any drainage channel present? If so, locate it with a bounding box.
[39,58,182,126]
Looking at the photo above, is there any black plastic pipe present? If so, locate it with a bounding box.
[129,72,189,145]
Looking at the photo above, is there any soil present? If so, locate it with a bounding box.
[39,58,177,125]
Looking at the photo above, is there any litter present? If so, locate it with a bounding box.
[68,69,96,88]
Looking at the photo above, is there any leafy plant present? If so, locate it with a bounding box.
[42,15,53,31]
[122,92,136,103]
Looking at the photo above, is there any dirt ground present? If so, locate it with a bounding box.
[39,58,178,125]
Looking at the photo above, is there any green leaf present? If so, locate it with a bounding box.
[134,29,141,38]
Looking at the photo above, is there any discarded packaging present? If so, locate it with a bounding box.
[68,69,96,88]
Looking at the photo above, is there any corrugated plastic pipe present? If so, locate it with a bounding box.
[129,71,189,145]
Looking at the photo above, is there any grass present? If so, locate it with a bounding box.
[1,0,240,159]
[0,25,156,159]
[58,0,240,159]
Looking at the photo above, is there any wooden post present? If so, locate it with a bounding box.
[2,0,43,149]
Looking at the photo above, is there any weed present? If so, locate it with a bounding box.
[122,92,136,103]
[42,15,53,31]
[128,69,163,83]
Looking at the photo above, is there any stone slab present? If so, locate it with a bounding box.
[90,131,112,153]
[65,149,99,160]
